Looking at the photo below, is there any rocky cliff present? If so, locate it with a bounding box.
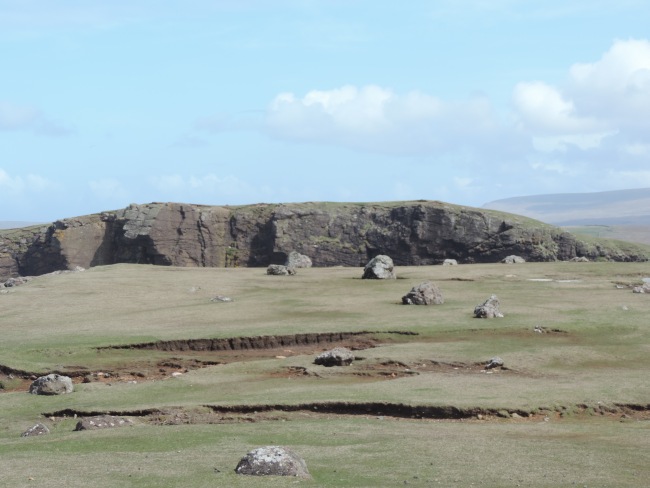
[1,200,648,280]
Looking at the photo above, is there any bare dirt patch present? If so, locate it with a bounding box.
[43,402,650,426]
[1,331,412,391]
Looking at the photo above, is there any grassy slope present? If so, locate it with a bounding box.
[1,262,649,487]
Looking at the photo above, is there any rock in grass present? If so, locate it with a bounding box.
[235,446,310,478]
[74,415,133,431]
[402,281,444,305]
[314,347,355,367]
[29,374,73,395]
[362,255,396,279]
[501,255,525,264]
[266,264,296,276]
[210,295,233,302]
[21,423,50,437]
[473,295,503,318]
[442,259,458,266]
[485,357,504,369]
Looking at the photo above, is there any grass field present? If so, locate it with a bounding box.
[1,262,649,487]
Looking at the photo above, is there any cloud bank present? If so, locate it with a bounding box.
[262,39,650,193]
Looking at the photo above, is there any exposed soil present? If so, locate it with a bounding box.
[0,331,414,392]
[268,359,518,383]
[42,401,650,425]
[98,330,418,352]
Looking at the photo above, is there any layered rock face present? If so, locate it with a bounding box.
[1,200,647,280]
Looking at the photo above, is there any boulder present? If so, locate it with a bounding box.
[235,446,310,478]
[362,255,396,279]
[2,276,32,287]
[285,251,312,268]
[74,415,133,431]
[442,259,458,266]
[314,347,355,367]
[21,423,50,437]
[569,256,589,262]
[474,295,503,318]
[29,374,74,395]
[632,283,650,293]
[210,295,233,302]
[485,357,504,369]
[402,281,444,305]
[502,255,525,264]
[266,264,296,276]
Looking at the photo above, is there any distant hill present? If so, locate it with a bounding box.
[483,188,650,226]
[0,221,43,230]
[483,188,650,245]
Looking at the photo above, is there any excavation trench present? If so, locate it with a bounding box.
[0,330,418,389]
[42,401,650,424]
[97,330,418,352]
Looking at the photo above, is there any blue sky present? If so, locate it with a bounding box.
[2,0,650,222]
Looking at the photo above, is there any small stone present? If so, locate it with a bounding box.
[21,423,50,437]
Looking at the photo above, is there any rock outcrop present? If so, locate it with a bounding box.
[1,200,648,280]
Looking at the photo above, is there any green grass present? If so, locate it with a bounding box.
[1,262,650,486]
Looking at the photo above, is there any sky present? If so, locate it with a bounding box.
[2,0,650,222]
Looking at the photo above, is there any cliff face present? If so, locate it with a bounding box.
[1,200,647,280]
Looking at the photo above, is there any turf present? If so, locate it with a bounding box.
[1,262,649,486]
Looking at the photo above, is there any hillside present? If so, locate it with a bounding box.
[483,187,650,225]
[1,200,649,280]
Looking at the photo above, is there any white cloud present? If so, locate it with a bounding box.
[0,168,53,194]
[89,178,128,201]
[568,38,650,128]
[607,170,650,188]
[0,101,40,130]
[513,81,605,136]
[511,38,650,159]
[0,101,71,136]
[149,173,254,199]
[622,143,650,156]
[530,161,573,175]
[266,85,503,155]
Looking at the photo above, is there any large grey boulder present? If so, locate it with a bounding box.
[402,281,444,305]
[266,264,296,276]
[29,374,73,395]
[74,415,133,431]
[285,251,312,268]
[314,347,355,367]
[474,295,504,318]
[235,446,310,478]
[362,255,396,279]
[502,255,525,264]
